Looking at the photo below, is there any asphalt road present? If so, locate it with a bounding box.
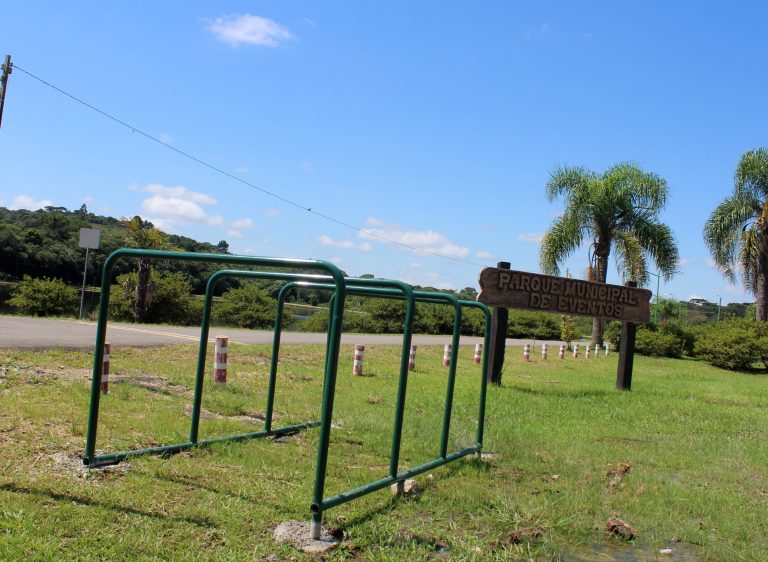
[0,316,567,351]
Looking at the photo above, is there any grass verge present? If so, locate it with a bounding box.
[0,344,766,560]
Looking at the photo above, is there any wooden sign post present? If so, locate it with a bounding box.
[478,267,652,390]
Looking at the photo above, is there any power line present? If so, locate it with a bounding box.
[11,62,487,268]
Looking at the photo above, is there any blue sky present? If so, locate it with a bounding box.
[2,2,766,304]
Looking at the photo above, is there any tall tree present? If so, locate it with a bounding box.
[704,148,768,321]
[122,216,169,322]
[540,162,679,345]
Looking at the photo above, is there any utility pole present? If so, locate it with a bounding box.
[0,55,12,129]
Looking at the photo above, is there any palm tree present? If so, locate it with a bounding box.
[540,162,679,345]
[122,216,169,322]
[704,148,768,321]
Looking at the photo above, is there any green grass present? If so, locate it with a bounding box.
[0,344,766,560]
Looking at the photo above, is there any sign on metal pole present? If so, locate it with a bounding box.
[78,228,101,320]
[79,228,101,250]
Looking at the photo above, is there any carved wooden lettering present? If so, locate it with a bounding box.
[477,267,651,323]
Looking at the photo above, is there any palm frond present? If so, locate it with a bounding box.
[545,165,594,203]
[735,148,768,199]
[540,210,584,276]
[703,191,759,280]
[631,219,679,280]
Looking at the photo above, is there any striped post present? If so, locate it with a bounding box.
[214,336,228,385]
[573,343,579,359]
[473,343,483,364]
[541,343,548,360]
[353,344,365,375]
[605,342,610,356]
[594,343,599,358]
[523,343,530,362]
[585,345,591,359]
[101,342,111,394]
[559,344,565,359]
[408,344,417,371]
[443,344,451,367]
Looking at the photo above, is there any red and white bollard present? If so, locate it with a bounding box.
[585,345,591,359]
[594,343,599,358]
[523,343,530,361]
[353,344,365,375]
[605,342,610,356]
[214,336,228,385]
[559,344,565,359]
[573,343,579,359]
[408,344,417,371]
[101,342,111,394]
[541,343,548,360]
[443,344,451,367]
[473,343,483,364]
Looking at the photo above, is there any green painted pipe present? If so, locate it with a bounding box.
[83,249,346,467]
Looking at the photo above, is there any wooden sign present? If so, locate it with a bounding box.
[477,267,652,324]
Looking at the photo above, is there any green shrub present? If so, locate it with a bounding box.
[506,310,560,339]
[214,283,290,329]
[635,326,684,358]
[694,319,768,371]
[7,275,78,317]
[109,271,201,325]
[606,321,694,358]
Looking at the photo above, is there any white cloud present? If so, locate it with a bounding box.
[705,257,717,268]
[208,14,294,47]
[136,183,221,227]
[318,235,372,252]
[226,229,244,238]
[400,271,453,290]
[408,262,423,269]
[143,183,217,205]
[329,256,344,266]
[231,218,254,229]
[261,209,282,217]
[688,294,704,301]
[11,195,53,210]
[358,217,469,258]
[679,257,695,267]
[82,195,94,203]
[234,166,249,174]
[476,250,494,259]
[301,161,314,172]
[158,132,173,144]
[517,232,544,244]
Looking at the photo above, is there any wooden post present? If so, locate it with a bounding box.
[616,281,638,391]
[486,261,510,385]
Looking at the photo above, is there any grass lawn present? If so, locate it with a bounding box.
[0,342,766,560]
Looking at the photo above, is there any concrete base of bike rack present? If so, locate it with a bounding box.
[273,520,340,554]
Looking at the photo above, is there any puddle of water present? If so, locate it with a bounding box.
[565,542,701,561]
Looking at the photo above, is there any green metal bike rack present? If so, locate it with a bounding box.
[82,251,491,540]
[83,249,348,468]
[277,281,491,538]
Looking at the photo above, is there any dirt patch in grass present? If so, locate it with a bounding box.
[603,517,636,540]
[181,404,284,424]
[51,452,132,479]
[1,363,90,383]
[501,526,546,545]
[110,373,191,395]
[605,462,632,493]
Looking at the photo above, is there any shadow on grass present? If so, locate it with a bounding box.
[0,482,216,527]
[334,456,490,533]
[506,385,612,399]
